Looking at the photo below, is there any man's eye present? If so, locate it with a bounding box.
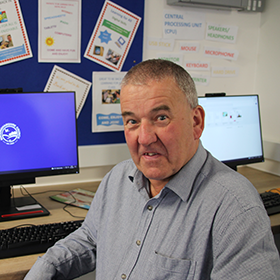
[158,115,167,121]
[125,119,138,128]
[128,119,137,124]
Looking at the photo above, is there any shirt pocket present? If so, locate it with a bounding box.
[145,251,196,280]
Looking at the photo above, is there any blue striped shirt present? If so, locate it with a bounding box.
[25,142,280,279]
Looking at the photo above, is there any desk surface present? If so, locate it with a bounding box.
[1,166,280,280]
[0,181,100,280]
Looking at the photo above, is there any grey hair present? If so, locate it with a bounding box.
[121,59,198,108]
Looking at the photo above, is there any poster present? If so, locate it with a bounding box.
[84,0,141,72]
[44,65,91,117]
[0,0,32,66]
[38,0,81,63]
[92,72,126,132]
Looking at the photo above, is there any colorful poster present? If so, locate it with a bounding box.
[38,0,81,63]
[84,0,141,72]
[92,72,126,132]
[44,65,92,117]
[163,9,205,40]
[0,0,32,66]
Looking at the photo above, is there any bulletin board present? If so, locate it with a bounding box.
[0,0,144,146]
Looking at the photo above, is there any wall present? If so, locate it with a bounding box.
[32,0,280,190]
[252,0,280,175]
[143,0,261,95]
[143,0,280,177]
[32,1,280,279]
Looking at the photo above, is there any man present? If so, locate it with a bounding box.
[6,34,13,47]
[25,59,280,279]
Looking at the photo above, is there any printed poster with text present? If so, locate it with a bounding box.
[39,0,81,63]
[0,0,32,66]
[92,72,126,132]
[84,0,141,72]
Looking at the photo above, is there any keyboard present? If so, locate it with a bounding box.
[0,219,83,259]
[260,191,280,216]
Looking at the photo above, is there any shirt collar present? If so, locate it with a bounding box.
[166,141,207,202]
[128,141,207,201]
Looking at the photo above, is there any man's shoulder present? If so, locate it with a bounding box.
[200,155,263,214]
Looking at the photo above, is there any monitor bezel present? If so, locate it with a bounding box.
[198,94,264,170]
[0,91,79,185]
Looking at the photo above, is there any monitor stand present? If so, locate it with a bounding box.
[0,184,50,222]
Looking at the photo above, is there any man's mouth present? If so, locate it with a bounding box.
[144,153,158,156]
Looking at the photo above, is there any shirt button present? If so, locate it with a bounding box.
[121,274,127,279]
[136,240,141,246]
[147,205,153,211]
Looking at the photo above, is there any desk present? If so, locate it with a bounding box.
[0,181,100,280]
[1,166,280,280]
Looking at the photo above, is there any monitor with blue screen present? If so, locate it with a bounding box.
[198,94,264,170]
[0,91,79,221]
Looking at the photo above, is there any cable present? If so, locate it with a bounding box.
[18,185,85,219]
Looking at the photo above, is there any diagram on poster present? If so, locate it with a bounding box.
[92,72,126,132]
[84,0,141,72]
[44,65,91,117]
[38,0,81,63]
[0,0,32,66]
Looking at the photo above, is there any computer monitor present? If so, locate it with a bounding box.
[0,91,79,221]
[198,94,264,171]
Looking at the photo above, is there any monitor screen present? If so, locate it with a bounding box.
[198,95,264,170]
[0,91,79,221]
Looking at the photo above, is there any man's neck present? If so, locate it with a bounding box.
[149,179,169,197]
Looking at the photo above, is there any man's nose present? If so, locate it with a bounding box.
[138,121,157,146]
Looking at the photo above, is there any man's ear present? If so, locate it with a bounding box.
[192,105,205,140]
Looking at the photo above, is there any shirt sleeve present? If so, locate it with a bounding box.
[211,206,280,279]
[24,170,112,280]
[23,224,97,280]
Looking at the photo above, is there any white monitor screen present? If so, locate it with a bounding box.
[198,95,264,169]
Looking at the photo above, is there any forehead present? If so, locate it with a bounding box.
[121,78,185,104]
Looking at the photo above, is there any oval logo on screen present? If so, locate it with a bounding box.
[0,123,21,145]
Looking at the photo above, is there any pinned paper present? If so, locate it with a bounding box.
[156,53,183,65]
[147,37,174,51]
[38,0,81,63]
[84,1,141,72]
[163,9,205,40]
[0,0,32,66]
[204,46,239,61]
[191,74,210,86]
[185,60,210,71]
[179,42,200,53]
[212,67,239,77]
[206,23,238,44]
[92,72,126,132]
[44,65,92,117]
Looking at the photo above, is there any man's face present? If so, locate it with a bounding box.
[121,77,204,190]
